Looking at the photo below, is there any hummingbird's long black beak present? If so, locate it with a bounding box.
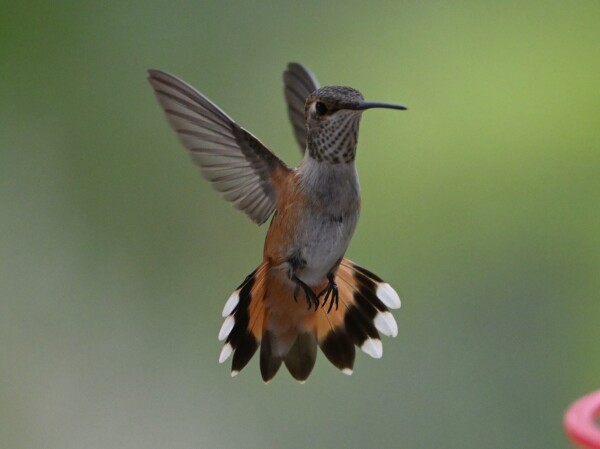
[355,101,407,111]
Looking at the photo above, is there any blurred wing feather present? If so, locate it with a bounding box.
[283,63,320,153]
[148,69,288,224]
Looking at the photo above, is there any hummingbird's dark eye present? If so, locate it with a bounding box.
[315,101,328,116]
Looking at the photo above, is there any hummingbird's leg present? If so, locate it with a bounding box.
[318,258,342,313]
[330,286,339,313]
[291,275,319,310]
[287,249,319,309]
[318,272,339,312]
[325,275,339,313]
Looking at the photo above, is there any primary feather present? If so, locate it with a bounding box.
[148,69,289,224]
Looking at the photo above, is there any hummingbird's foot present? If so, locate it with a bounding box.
[292,275,319,310]
[318,273,339,313]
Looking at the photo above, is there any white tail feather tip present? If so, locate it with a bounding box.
[342,368,353,376]
[231,370,239,377]
[219,343,233,364]
[222,291,239,317]
[377,283,401,309]
[374,311,398,338]
[218,316,235,341]
[361,338,383,359]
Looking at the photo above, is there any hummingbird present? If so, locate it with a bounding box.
[147,63,406,382]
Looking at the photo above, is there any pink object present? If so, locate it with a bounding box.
[565,390,600,449]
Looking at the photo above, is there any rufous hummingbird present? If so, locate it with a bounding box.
[147,63,406,382]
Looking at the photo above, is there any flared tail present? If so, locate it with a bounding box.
[217,259,401,382]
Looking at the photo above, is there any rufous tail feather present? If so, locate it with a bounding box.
[217,258,400,382]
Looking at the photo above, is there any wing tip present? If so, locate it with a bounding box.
[147,68,167,82]
[286,62,304,71]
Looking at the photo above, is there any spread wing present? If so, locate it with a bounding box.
[148,69,289,225]
[283,63,320,154]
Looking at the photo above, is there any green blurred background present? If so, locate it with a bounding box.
[1,0,599,448]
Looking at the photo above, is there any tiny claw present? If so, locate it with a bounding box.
[312,293,320,310]
[318,274,338,314]
[319,288,332,309]
[307,287,319,310]
[328,287,339,313]
[292,275,319,311]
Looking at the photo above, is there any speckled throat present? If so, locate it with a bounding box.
[306,112,361,164]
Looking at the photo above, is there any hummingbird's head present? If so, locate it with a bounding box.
[304,86,406,164]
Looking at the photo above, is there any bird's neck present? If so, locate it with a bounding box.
[297,153,361,215]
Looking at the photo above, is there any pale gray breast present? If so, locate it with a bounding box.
[295,159,361,285]
[296,211,359,285]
